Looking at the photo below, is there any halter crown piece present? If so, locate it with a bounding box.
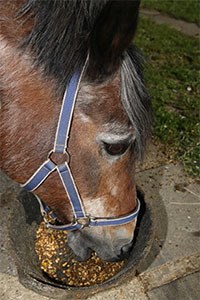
[21,61,140,231]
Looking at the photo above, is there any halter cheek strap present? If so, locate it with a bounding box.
[21,62,140,231]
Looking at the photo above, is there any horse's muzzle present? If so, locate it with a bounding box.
[67,230,133,262]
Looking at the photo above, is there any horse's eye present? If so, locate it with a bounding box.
[103,142,130,156]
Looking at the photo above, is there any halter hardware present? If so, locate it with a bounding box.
[43,210,57,225]
[48,150,70,165]
[76,216,91,227]
[21,61,140,231]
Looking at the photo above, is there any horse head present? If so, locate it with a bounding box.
[0,0,151,261]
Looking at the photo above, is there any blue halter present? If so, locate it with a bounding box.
[21,63,140,231]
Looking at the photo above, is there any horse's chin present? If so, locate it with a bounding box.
[73,249,92,262]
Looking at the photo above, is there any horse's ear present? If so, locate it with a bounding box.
[87,0,140,80]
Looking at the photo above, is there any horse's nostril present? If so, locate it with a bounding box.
[115,243,132,260]
[121,242,133,255]
[116,244,132,261]
[113,239,133,259]
[114,238,131,249]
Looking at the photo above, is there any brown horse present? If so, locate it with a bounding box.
[0,0,151,261]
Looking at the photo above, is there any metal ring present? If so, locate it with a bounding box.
[76,216,91,227]
[48,150,70,165]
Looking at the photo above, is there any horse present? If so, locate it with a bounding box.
[0,0,151,262]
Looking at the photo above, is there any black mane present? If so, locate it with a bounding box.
[19,0,108,85]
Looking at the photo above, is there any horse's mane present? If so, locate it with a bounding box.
[121,46,151,159]
[19,0,108,84]
[19,0,151,159]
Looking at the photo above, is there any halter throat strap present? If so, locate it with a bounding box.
[21,65,140,230]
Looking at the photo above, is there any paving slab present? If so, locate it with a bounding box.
[136,163,200,271]
[141,8,200,38]
[147,271,200,300]
[136,163,200,300]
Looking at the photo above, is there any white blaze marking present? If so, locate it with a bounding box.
[111,185,118,197]
[83,196,117,218]
[84,196,107,217]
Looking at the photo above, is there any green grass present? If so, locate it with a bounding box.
[141,0,200,25]
[135,17,200,177]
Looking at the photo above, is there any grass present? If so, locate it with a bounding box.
[135,17,200,177]
[141,0,200,25]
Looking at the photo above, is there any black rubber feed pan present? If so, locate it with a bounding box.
[9,190,154,299]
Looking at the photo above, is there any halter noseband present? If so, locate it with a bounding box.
[21,63,140,231]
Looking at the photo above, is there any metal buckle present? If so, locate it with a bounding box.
[43,211,57,224]
[48,150,70,165]
[76,216,91,227]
